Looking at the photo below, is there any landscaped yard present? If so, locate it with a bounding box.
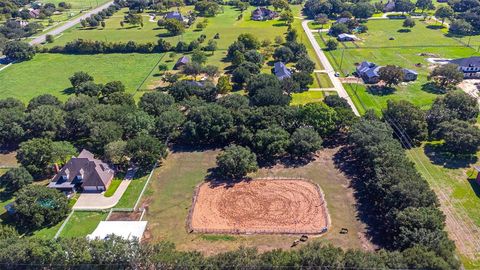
[141,148,370,255]
[58,211,108,238]
[114,174,149,209]
[318,19,480,112]
[0,53,164,102]
[291,91,324,105]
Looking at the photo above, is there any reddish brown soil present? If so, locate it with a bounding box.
[108,211,142,221]
[189,179,329,235]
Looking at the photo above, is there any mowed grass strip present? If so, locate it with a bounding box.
[0,53,163,102]
[58,211,108,238]
[114,174,149,209]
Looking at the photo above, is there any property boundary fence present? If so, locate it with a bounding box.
[186,177,331,236]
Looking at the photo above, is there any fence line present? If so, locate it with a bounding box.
[186,178,330,236]
[54,210,75,239]
[133,162,157,211]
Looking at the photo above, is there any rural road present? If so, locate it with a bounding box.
[29,1,114,45]
[301,20,360,116]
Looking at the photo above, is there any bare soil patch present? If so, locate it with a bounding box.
[189,179,329,235]
[108,211,142,221]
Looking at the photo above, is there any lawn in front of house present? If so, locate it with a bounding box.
[291,91,324,105]
[114,174,149,209]
[317,19,480,113]
[0,53,164,102]
[141,148,369,255]
[58,211,108,238]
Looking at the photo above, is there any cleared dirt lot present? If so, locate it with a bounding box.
[189,179,329,235]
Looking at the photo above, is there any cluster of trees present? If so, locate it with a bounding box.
[0,0,72,21]
[382,91,480,154]
[80,4,120,28]
[227,30,314,92]
[304,0,376,19]
[3,40,35,61]
[0,234,462,269]
[0,20,43,40]
[440,0,480,35]
[329,17,368,36]
[195,0,222,17]
[348,115,459,269]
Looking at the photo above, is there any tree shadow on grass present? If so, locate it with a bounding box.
[424,142,478,169]
[427,25,445,30]
[272,22,288,27]
[367,85,395,96]
[61,87,75,95]
[397,29,411,33]
[468,178,480,199]
[205,167,253,188]
[332,145,384,247]
[421,82,446,94]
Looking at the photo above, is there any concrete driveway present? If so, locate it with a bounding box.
[73,168,136,210]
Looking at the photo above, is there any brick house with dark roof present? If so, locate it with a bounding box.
[450,57,480,78]
[174,56,189,70]
[48,149,114,192]
[251,7,278,21]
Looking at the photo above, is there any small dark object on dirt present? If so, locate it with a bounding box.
[291,239,300,247]
[300,235,308,242]
[340,228,349,234]
[415,63,422,67]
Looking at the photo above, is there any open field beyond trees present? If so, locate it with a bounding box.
[141,148,371,255]
[319,19,480,113]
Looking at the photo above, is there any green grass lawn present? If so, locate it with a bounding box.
[318,19,480,113]
[104,179,122,197]
[114,174,149,209]
[39,0,108,9]
[58,211,108,238]
[291,91,324,105]
[142,148,368,254]
[407,143,480,268]
[0,53,163,102]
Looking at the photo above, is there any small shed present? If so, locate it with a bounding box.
[337,33,360,42]
[174,56,189,70]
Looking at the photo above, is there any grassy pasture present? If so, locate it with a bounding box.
[141,148,369,255]
[319,19,480,113]
[59,211,108,238]
[0,53,163,102]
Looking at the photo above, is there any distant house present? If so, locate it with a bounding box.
[403,69,418,81]
[383,0,396,12]
[449,57,480,78]
[48,149,114,192]
[337,33,359,42]
[356,61,418,84]
[164,11,188,23]
[251,7,278,21]
[29,9,41,19]
[273,61,292,80]
[334,17,350,24]
[173,56,189,70]
[356,61,381,84]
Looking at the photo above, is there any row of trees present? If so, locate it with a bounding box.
[348,115,459,269]
[80,4,120,28]
[0,234,461,269]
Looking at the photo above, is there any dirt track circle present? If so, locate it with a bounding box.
[189,179,328,234]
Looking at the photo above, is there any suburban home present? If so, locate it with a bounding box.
[403,69,418,81]
[173,56,189,70]
[334,17,350,24]
[29,9,41,18]
[337,33,360,42]
[164,11,188,23]
[48,149,114,192]
[273,61,292,80]
[383,0,396,12]
[449,56,480,78]
[356,61,418,84]
[251,7,278,21]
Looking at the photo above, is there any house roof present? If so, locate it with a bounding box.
[403,68,418,75]
[165,11,185,21]
[450,57,480,68]
[252,7,277,19]
[274,61,292,79]
[175,56,189,65]
[335,18,350,24]
[338,33,359,40]
[49,149,114,189]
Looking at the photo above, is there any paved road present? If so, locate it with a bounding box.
[301,20,360,116]
[73,167,137,210]
[29,1,114,45]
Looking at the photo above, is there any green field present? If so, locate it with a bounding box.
[319,19,480,112]
[407,144,480,268]
[141,148,368,254]
[59,211,108,238]
[39,0,107,10]
[0,53,163,102]
[114,174,149,209]
[291,91,324,105]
